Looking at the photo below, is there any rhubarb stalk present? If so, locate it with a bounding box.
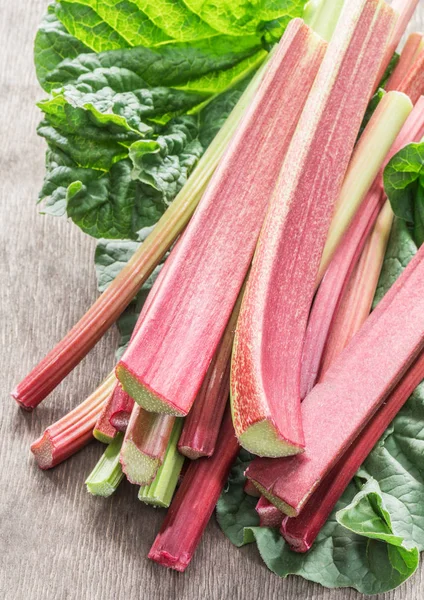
[319,201,394,376]
[231,0,396,457]
[281,350,424,551]
[138,424,185,508]
[301,97,424,398]
[256,496,283,528]
[303,0,345,42]
[85,432,124,497]
[109,384,134,432]
[395,47,424,104]
[386,32,424,91]
[116,20,327,417]
[93,382,118,444]
[374,0,420,87]
[318,91,412,282]
[11,56,269,411]
[178,288,244,459]
[148,409,239,572]
[247,244,424,516]
[244,480,261,498]
[120,408,179,486]
[31,373,115,469]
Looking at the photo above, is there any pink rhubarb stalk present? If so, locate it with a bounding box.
[178,288,244,459]
[244,480,261,498]
[116,20,327,417]
[10,59,268,412]
[231,0,396,458]
[120,405,177,485]
[300,97,424,398]
[94,382,133,442]
[318,200,393,376]
[93,384,118,443]
[247,244,424,516]
[386,32,424,91]
[374,0,420,87]
[148,409,239,572]
[396,47,424,104]
[281,350,424,552]
[256,496,283,528]
[31,373,115,469]
[109,384,134,432]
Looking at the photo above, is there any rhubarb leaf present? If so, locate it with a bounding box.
[34,5,91,91]
[384,142,424,246]
[216,450,259,546]
[373,218,418,306]
[218,460,418,594]
[39,82,250,239]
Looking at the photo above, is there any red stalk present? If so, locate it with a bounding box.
[116,20,327,417]
[109,384,134,432]
[120,405,176,485]
[386,32,424,91]
[281,350,424,552]
[231,0,396,458]
[244,480,261,498]
[396,47,424,104]
[374,0,420,87]
[247,244,424,516]
[300,97,424,399]
[10,60,266,412]
[148,408,239,572]
[93,382,134,442]
[178,288,244,459]
[31,373,115,469]
[256,496,283,528]
[93,385,118,443]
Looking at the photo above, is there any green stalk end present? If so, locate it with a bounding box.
[138,420,185,508]
[86,433,124,497]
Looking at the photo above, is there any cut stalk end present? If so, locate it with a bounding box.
[247,479,299,517]
[120,440,160,486]
[237,420,304,458]
[86,433,124,497]
[11,389,33,411]
[116,365,185,416]
[30,432,54,470]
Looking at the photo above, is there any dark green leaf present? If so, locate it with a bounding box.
[383,142,424,234]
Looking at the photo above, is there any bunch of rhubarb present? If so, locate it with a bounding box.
[13,0,424,594]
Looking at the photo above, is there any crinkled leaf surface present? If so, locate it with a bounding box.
[35,1,275,240]
[384,142,424,247]
[39,81,248,238]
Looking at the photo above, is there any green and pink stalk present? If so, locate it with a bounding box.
[116,20,327,417]
[231,0,397,458]
[247,244,424,516]
[148,409,239,572]
[31,373,115,469]
[11,57,269,411]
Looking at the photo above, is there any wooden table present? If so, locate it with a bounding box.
[2,2,424,598]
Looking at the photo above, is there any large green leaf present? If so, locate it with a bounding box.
[34,5,91,91]
[38,81,248,239]
[217,454,418,594]
[384,142,424,247]
[183,0,304,37]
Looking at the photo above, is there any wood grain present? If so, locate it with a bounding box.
[1,2,423,599]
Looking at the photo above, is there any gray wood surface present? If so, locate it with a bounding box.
[1,1,424,599]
